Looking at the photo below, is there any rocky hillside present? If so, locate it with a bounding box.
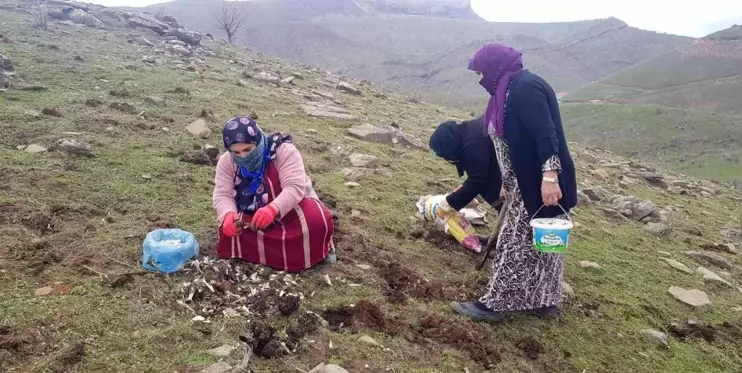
[2,2,742,373]
[131,0,692,107]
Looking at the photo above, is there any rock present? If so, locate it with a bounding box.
[640,329,669,348]
[658,251,672,257]
[685,251,732,270]
[42,108,62,117]
[629,171,669,189]
[203,144,220,161]
[54,139,92,156]
[199,362,232,373]
[281,76,295,85]
[576,190,591,205]
[581,151,599,164]
[123,12,170,35]
[25,144,48,153]
[157,15,182,28]
[302,104,357,121]
[34,286,53,296]
[337,81,361,95]
[144,96,165,106]
[65,8,105,28]
[139,36,155,47]
[308,363,325,373]
[734,179,742,191]
[224,308,239,317]
[343,168,367,182]
[612,196,659,222]
[358,335,381,347]
[344,182,361,188]
[562,281,575,296]
[349,153,377,168]
[252,71,281,84]
[166,44,193,57]
[645,222,671,237]
[696,267,733,287]
[205,345,235,357]
[311,89,335,99]
[348,123,425,148]
[166,28,202,46]
[187,118,211,139]
[579,261,602,270]
[582,187,609,202]
[589,169,610,181]
[700,242,738,255]
[660,258,693,275]
[325,365,350,373]
[668,286,711,307]
[0,53,13,72]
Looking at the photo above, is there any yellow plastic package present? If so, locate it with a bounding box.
[417,195,482,253]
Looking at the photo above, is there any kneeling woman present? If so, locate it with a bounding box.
[212,116,334,272]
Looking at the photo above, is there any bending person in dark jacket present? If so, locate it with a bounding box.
[440,43,577,322]
[429,116,502,216]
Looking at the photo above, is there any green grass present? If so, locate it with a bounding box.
[561,103,742,182]
[2,3,742,373]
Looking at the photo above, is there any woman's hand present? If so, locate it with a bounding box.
[221,212,241,237]
[541,172,562,206]
[252,205,278,230]
[499,187,505,199]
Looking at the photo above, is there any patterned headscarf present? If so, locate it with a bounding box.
[222,116,292,212]
[468,43,523,137]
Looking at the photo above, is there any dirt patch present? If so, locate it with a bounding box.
[0,203,55,235]
[415,314,501,368]
[379,263,448,303]
[669,321,742,344]
[423,227,462,252]
[277,295,300,316]
[515,337,545,360]
[85,99,103,107]
[42,108,62,117]
[285,313,321,350]
[241,313,322,358]
[109,102,138,114]
[0,326,40,364]
[321,300,390,333]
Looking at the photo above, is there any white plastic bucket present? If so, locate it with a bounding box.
[529,205,573,254]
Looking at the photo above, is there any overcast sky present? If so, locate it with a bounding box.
[471,0,742,37]
[86,0,742,37]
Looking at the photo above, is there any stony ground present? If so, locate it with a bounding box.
[1,2,742,373]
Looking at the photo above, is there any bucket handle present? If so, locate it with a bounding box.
[530,204,573,223]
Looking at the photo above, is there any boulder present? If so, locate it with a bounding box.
[348,124,425,149]
[695,267,733,287]
[252,71,281,84]
[337,81,361,95]
[0,52,13,72]
[157,15,181,28]
[660,258,693,274]
[645,222,671,237]
[357,335,381,347]
[612,196,659,222]
[582,187,609,202]
[25,144,48,153]
[668,286,711,307]
[303,104,357,121]
[165,28,202,46]
[628,171,669,189]
[349,153,378,168]
[54,139,92,156]
[640,329,669,348]
[123,12,170,35]
[685,251,733,269]
[187,118,211,139]
[166,44,192,57]
[65,8,104,28]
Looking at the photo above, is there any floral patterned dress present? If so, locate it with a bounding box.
[479,118,565,312]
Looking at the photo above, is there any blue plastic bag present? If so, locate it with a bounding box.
[142,229,199,274]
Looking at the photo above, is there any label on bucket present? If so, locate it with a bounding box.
[531,218,572,253]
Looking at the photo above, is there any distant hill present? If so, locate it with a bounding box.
[564,25,742,116]
[130,0,692,107]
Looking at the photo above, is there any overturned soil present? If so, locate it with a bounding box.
[669,321,742,345]
[241,313,322,358]
[515,336,545,360]
[414,314,501,368]
[321,300,391,333]
[379,262,449,303]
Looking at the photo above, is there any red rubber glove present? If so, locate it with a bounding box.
[221,212,240,237]
[252,205,278,230]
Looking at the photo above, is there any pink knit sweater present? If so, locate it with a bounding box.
[212,143,318,222]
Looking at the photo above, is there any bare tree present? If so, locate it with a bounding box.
[31,0,48,31]
[156,4,166,20]
[215,0,245,44]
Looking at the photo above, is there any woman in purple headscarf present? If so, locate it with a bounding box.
[449,43,577,322]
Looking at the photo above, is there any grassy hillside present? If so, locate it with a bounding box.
[562,103,742,181]
[2,3,742,373]
[134,0,692,107]
[564,31,742,116]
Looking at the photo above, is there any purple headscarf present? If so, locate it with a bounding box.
[468,43,523,137]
